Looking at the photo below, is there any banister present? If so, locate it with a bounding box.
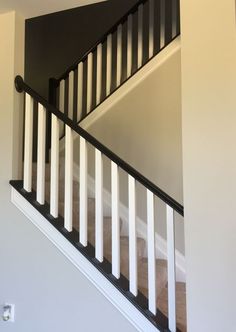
[15,75,184,216]
[54,0,149,83]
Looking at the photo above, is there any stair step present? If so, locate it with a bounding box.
[32,162,51,182]
[34,179,80,204]
[58,197,95,229]
[31,166,184,329]
[103,236,146,280]
[157,282,187,332]
[137,258,168,298]
[32,158,65,183]
[59,199,129,271]
[58,180,80,203]
[103,236,145,261]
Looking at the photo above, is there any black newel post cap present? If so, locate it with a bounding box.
[15,75,24,93]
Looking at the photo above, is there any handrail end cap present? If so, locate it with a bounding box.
[15,75,24,93]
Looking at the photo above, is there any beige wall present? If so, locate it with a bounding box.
[82,47,185,254]
[0,0,107,19]
[181,0,236,330]
[0,11,137,332]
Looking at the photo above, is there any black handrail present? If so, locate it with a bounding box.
[54,0,148,83]
[15,75,184,216]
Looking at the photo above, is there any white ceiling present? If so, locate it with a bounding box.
[0,0,106,19]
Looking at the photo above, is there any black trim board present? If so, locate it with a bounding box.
[10,180,183,332]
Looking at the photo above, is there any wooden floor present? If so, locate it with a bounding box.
[32,162,187,331]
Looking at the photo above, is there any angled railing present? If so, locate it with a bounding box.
[49,0,180,125]
[13,75,184,332]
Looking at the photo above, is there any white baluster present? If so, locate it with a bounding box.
[68,71,74,120]
[172,0,177,37]
[64,125,73,232]
[149,0,154,58]
[23,93,34,192]
[96,44,102,106]
[87,53,93,113]
[147,189,156,314]
[128,175,137,296]
[138,4,143,68]
[127,14,133,78]
[160,0,165,48]
[50,114,59,218]
[106,34,112,96]
[111,161,120,278]
[167,205,176,332]
[36,104,46,204]
[77,62,83,120]
[80,137,88,246]
[59,79,65,137]
[116,24,122,87]
[95,149,103,262]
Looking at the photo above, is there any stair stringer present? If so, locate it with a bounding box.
[11,186,160,332]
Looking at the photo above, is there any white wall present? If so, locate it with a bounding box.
[181,0,236,330]
[81,46,185,254]
[0,11,137,332]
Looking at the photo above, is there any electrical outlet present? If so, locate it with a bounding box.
[2,304,15,322]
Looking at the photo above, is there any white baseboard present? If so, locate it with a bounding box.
[11,187,160,332]
[73,163,186,283]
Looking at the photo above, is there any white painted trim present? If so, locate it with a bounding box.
[59,131,78,154]
[137,4,143,69]
[64,125,73,232]
[11,187,160,332]
[50,114,60,218]
[147,189,156,314]
[149,0,154,58]
[87,52,93,114]
[167,205,177,332]
[79,137,88,246]
[23,93,33,192]
[111,161,120,278]
[80,37,181,130]
[128,175,138,296]
[95,148,104,262]
[73,163,186,282]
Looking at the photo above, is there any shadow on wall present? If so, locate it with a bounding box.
[25,0,138,100]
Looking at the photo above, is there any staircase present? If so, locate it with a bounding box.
[31,158,186,331]
[10,0,186,331]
